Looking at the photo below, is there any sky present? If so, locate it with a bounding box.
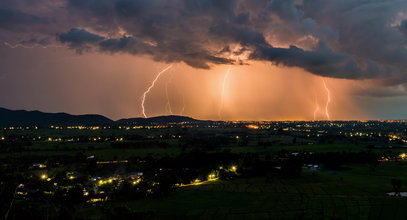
[1,0,407,120]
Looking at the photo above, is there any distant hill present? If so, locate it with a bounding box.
[0,108,200,126]
[0,107,113,126]
[117,115,199,125]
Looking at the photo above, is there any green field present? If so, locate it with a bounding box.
[104,164,407,219]
[3,127,407,219]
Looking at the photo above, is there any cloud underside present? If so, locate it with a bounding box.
[1,0,407,81]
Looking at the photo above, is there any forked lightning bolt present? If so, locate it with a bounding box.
[313,93,320,121]
[165,73,174,115]
[180,94,186,116]
[322,79,331,120]
[141,65,173,118]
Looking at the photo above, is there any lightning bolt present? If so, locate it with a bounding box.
[165,73,174,115]
[141,64,173,118]
[5,42,41,49]
[313,92,320,121]
[322,79,331,120]
[180,94,186,116]
[218,66,232,120]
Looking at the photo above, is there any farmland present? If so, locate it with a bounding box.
[2,120,407,219]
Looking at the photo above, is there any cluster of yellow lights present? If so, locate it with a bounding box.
[17,191,27,196]
[208,173,217,181]
[180,165,239,188]
[45,137,117,142]
[379,154,407,162]
[118,125,172,129]
[97,178,117,186]
[179,179,209,187]
[132,179,142,185]
[346,132,374,137]
[3,126,38,130]
[179,170,225,187]
[388,134,407,143]
[67,172,76,180]
[47,137,62,142]
[90,137,109,141]
[246,124,259,130]
[88,197,108,203]
[40,174,51,181]
[148,125,169,129]
[65,126,110,130]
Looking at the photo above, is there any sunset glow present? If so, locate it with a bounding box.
[1,0,407,120]
[4,1,407,218]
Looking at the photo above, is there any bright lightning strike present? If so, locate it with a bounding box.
[141,65,173,118]
[5,42,42,49]
[322,79,331,120]
[313,93,320,121]
[165,73,174,115]
[218,66,232,119]
[180,94,186,116]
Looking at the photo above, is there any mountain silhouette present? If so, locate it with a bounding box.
[0,107,200,126]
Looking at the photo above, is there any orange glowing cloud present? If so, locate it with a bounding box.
[135,60,367,121]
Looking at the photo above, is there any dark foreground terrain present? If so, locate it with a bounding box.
[2,118,407,219]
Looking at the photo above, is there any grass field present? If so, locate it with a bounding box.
[101,163,407,220]
[0,145,183,159]
[2,141,405,161]
[4,128,407,219]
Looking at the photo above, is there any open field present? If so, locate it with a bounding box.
[2,122,407,219]
[2,141,404,161]
[109,164,407,220]
[10,164,407,219]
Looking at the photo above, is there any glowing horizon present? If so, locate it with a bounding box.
[1,0,407,120]
[127,60,368,121]
[0,45,379,121]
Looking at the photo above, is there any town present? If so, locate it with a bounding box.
[2,119,407,219]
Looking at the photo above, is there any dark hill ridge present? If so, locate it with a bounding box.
[0,107,113,126]
[0,107,200,126]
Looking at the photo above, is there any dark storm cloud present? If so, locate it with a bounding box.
[57,28,233,69]
[251,43,359,79]
[400,20,407,36]
[299,0,407,71]
[250,42,399,79]
[59,28,104,49]
[354,84,407,98]
[0,8,50,31]
[98,35,234,69]
[269,0,302,22]
[209,23,268,46]
[2,0,407,82]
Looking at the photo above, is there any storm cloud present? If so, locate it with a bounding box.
[2,0,407,81]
